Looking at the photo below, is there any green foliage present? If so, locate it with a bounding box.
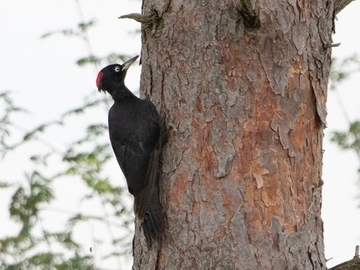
[0,15,135,270]
[41,19,96,40]
[331,121,360,159]
[330,54,360,90]
[40,20,130,69]
[0,91,28,155]
[76,54,128,67]
[330,54,360,171]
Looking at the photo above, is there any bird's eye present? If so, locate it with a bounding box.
[114,66,121,72]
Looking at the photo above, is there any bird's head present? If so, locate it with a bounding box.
[96,55,139,94]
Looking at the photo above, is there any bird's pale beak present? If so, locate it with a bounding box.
[122,55,139,71]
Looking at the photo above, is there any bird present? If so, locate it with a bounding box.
[96,55,162,247]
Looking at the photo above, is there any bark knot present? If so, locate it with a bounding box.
[236,0,260,30]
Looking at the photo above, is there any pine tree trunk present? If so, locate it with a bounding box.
[133,0,333,269]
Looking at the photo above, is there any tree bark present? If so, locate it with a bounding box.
[133,0,333,269]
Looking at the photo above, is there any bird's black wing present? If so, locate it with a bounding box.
[108,99,161,219]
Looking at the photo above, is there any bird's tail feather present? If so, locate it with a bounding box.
[142,193,163,247]
[134,138,162,247]
[134,185,162,247]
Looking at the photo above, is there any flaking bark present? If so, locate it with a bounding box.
[132,0,333,269]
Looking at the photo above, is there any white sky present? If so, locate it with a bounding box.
[0,0,360,269]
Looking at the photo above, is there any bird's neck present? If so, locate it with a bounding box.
[111,86,138,102]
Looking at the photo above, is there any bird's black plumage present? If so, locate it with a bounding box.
[96,56,162,247]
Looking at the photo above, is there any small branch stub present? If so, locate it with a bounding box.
[354,245,360,259]
[334,0,354,14]
[119,11,163,36]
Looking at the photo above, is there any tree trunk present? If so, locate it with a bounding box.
[133,0,333,269]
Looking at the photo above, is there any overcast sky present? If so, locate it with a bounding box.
[1,0,360,269]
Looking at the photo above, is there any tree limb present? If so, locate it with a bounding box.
[334,0,354,14]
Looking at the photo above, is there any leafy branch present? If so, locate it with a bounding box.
[0,3,137,269]
[330,54,360,169]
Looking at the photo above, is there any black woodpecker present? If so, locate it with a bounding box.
[96,56,162,247]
